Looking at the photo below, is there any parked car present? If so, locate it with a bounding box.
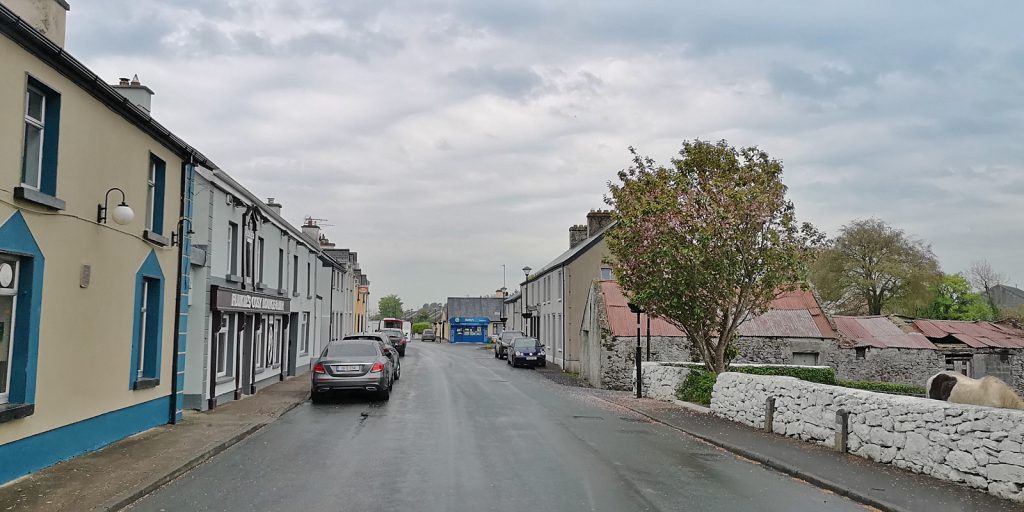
[340,333,401,379]
[380,328,408,356]
[494,330,524,359]
[421,328,436,342]
[311,340,396,402]
[507,337,545,368]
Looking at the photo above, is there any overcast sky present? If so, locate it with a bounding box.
[66,1,1024,309]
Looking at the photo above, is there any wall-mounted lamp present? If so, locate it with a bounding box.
[97,188,135,225]
[171,217,195,247]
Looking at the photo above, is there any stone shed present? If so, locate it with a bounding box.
[579,280,837,390]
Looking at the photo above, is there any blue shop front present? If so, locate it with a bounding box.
[449,317,490,343]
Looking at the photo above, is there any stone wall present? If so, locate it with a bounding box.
[824,346,946,387]
[712,372,1024,502]
[599,336,690,390]
[635,362,692,400]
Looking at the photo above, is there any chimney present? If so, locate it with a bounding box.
[6,0,69,46]
[318,234,335,248]
[301,216,320,241]
[265,197,282,215]
[586,209,614,236]
[569,224,588,249]
[111,74,154,113]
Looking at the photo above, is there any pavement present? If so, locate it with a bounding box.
[0,375,310,512]
[2,342,1017,511]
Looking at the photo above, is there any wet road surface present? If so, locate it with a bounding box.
[130,342,869,512]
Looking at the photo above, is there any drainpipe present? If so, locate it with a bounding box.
[168,158,189,424]
[208,310,219,410]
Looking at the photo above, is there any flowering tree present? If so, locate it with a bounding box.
[606,140,821,373]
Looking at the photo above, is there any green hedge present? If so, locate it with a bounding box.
[837,380,925,396]
[412,322,431,335]
[676,365,837,405]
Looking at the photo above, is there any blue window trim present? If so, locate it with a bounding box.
[129,250,164,389]
[149,154,166,235]
[25,76,61,197]
[0,212,44,407]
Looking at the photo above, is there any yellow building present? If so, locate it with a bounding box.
[0,1,213,483]
[355,281,370,333]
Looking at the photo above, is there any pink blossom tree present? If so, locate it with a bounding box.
[606,140,821,373]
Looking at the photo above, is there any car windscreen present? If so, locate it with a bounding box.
[323,342,379,358]
[513,338,539,348]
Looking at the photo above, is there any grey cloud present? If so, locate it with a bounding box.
[445,65,545,99]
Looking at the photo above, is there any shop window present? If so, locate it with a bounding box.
[16,78,63,210]
[0,213,44,422]
[0,258,19,404]
[215,314,234,378]
[131,251,163,390]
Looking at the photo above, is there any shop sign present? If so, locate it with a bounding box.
[212,286,290,313]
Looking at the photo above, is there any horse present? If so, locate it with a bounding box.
[926,371,1024,410]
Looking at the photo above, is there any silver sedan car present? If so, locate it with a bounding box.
[311,340,395,402]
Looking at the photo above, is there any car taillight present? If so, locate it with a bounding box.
[313,362,325,374]
[370,362,385,373]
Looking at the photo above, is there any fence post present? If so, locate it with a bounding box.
[764,397,776,433]
[834,410,849,453]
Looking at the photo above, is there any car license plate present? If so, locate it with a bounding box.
[335,365,361,372]
[526,357,537,360]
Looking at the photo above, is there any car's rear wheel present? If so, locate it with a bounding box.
[399,348,406,357]
[395,363,401,381]
[311,391,325,404]
[376,385,391,401]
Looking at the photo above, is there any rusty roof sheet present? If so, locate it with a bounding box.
[833,316,937,349]
[911,319,1024,349]
[599,281,834,339]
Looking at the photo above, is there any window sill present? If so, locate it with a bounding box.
[133,377,160,390]
[14,186,65,210]
[306,295,313,300]
[225,274,242,283]
[143,230,170,247]
[292,292,300,298]
[277,288,287,296]
[256,283,267,291]
[0,403,35,423]
[216,375,235,384]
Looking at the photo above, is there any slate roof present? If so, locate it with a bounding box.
[525,222,615,283]
[599,281,835,339]
[833,316,937,349]
[912,319,1024,349]
[446,297,504,322]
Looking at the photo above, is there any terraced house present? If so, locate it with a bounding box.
[0,0,212,483]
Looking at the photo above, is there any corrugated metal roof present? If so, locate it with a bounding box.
[599,281,833,339]
[833,316,937,349]
[911,319,1024,349]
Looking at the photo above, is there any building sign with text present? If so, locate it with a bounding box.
[211,286,290,314]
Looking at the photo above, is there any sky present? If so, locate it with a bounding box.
[65,1,1024,308]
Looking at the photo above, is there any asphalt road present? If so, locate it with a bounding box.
[129,342,870,512]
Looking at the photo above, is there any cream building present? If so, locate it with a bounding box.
[0,1,214,484]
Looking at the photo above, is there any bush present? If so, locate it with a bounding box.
[412,322,431,335]
[837,380,926,396]
[675,365,837,405]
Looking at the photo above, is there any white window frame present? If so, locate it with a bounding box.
[254,318,265,369]
[21,87,45,190]
[145,160,157,231]
[300,312,310,354]
[0,257,20,404]
[227,222,238,275]
[215,315,230,377]
[137,280,149,380]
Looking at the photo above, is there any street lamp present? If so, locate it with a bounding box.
[522,266,532,335]
[628,302,644,398]
[97,187,135,225]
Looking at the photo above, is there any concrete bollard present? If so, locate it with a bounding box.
[834,409,849,453]
[764,397,776,433]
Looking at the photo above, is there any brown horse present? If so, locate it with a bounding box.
[926,371,1024,410]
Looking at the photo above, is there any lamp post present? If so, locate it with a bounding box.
[522,266,532,336]
[646,315,651,361]
[628,302,644,398]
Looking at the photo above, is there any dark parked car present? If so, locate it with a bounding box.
[340,333,401,380]
[380,328,407,356]
[494,330,524,359]
[507,337,545,368]
[311,340,396,402]
[421,328,436,342]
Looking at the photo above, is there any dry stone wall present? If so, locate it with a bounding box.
[711,372,1024,502]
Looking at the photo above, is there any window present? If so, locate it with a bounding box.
[600,267,613,280]
[855,347,866,360]
[257,238,265,284]
[292,255,299,292]
[215,314,233,378]
[266,318,277,367]
[227,222,238,276]
[0,258,19,404]
[300,312,310,354]
[145,155,166,235]
[254,319,265,369]
[306,262,311,296]
[277,248,284,289]
[243,233,254,281]
[133,276,162,387]
[19,78,61,199]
